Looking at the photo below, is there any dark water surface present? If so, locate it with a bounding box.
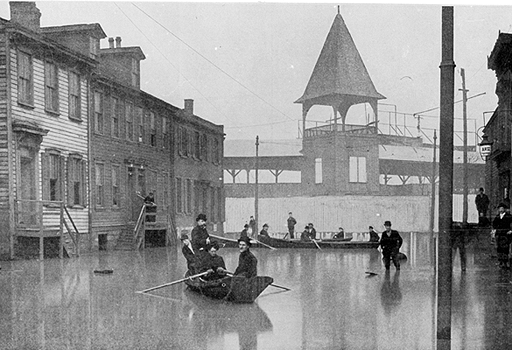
[1,232,511,350]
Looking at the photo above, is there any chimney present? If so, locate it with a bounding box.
[10,2,41,32]
[184,99,194,115]
[115,36,122,48]
[108,37,114,49]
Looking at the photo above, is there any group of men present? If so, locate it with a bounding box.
[181,213,258,280]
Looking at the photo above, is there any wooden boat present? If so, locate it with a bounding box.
[184,271,274,303]
[319,237,353,243]
[257,234,379,249]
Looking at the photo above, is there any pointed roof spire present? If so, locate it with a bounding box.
[337,5,340,15]
[295,11,385,105]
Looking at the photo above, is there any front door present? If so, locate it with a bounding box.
[18,144,38,226]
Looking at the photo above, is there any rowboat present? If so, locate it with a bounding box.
[257,235,379,249]
[184,271,274,303]
[318,237,353,243]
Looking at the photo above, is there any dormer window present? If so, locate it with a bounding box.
[89,37,98,59]
[131,58,139,88]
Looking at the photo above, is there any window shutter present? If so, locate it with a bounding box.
[59,155,65,202]
[67,157,73,206]
[41,152,49,201]
[81,159,87,207]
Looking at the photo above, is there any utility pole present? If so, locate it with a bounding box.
[254,136,259,234]
[430,130,437,234]
[460,68,469,225]
[437,6,455,350]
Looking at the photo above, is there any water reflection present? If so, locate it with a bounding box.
[1,232,512,349]
[380,270,402,315]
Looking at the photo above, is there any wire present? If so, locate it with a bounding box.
[130,2,296,122]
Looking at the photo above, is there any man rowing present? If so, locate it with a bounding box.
[198,241,227,280]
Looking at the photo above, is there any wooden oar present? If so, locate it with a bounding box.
[136,271,209,294]
[250,238,277,250]
[311,239,322,250]
[226,272,291,291]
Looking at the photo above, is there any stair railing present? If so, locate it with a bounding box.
[63,205,80,256]
[133,204,146,250]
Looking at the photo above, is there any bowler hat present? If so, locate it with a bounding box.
[237,236,252,246]
[498,203,509,209]
[384,220,392,226]
[180,233,189,240]
[206,241,220,251]
[263,223,269,228]
[196,213,207,221]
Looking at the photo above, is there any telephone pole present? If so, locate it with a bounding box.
[430,130,437,234]
[254,136,259,233]
[460,68,469,225]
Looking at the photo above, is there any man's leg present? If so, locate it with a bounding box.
[383,253,391,270]
[289,227,294,239]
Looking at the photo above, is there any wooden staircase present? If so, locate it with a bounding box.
[115,227,136,250]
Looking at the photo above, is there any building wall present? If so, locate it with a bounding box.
[0,30,10,257]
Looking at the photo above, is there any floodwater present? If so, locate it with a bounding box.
[1,232,511,350]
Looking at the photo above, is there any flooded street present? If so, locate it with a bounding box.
[1,232,511,350]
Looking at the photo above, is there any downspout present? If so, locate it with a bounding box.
[87,72,93,252]
[6,31,14,260]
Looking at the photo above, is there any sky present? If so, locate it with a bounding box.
[1,1,511,145]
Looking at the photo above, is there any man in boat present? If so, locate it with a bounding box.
[287,212,297,239]
[369,226,380,242]
[259,223,270,237]
[240,224,250,239]
[180,233,198,274]
[333,227,345,239]
[199,241,227,280]
[379,221,403,270]
[234,236,257,278]
[249,216,256,237]
[300,225,310,242]
[307,223,317,240]
[191,213,210,256]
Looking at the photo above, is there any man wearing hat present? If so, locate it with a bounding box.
[191,213,210,255]
[492,203,512,269]
[180,233,198,274]
[240,224,250,239]
[233,236,257,278]
[259,223,270,237]
[379,221,403,270]
[368,226,380,242]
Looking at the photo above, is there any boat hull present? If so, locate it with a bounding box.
[257,235,379,249]
[184,271,274,303]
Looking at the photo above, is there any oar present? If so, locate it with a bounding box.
[250,238,277,250]
[225,272,291,291]
[136,271,209,294]
[311,239,322,250]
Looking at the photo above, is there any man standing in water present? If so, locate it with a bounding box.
[379,221,403,270]
[234,236,258,278]
[191,213,210,256]
[475,187,490,226]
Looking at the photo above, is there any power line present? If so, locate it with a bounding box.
[131,2,296,123]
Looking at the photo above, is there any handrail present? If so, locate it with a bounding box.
[63,206,80,252]
[133,204,146,249]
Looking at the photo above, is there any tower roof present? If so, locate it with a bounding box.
[295,13,385,105]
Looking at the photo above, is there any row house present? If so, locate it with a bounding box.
[0,2,95,259]
[0,2,225,259]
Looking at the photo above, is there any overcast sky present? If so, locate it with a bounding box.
[1,1,511,144]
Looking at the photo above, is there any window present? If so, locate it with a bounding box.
[67,154,85,206]
[176,178,182,213]
[45,62,59,113]
[149,112,156,147]
[131,58,139,88]
[349,156,367,183]
[186,179,192,213]
[194,132,200,158]
[213,138,220,164]
[68,72,81,120]
[112,165,120,207]
[162,117,169,150]
[89,37,98,59]
[95,163,105,207]
[111,97,120,138]
[125,102,133,141]
[180,127,188,156]
[94,91,103,134]
[315,158,323,184]
[137,107,144,143]
[42,150,64,202]
[18,51,33,105]
[201,134,208,161]
[217,187,223,222]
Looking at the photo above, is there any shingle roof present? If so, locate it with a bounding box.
[295,13,385,104]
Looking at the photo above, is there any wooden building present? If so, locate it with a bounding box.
[0,2,96,259]
[0,2,225,259]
